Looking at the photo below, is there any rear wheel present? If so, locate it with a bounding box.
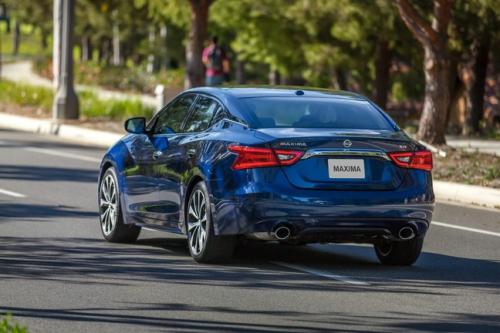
[99,167,141,243]
[186,181,235,263]
[374,237,424,266]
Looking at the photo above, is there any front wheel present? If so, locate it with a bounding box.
[374,237,424,266]
[186,181,235,263]
[99,167,141,243]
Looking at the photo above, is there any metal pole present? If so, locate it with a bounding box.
[53,0,79,120]
[0,21,3,80]
[53,0,63,89]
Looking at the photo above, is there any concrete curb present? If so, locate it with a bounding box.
[1,111,499,209]
[433,180,500,210]
[0,112,122,148]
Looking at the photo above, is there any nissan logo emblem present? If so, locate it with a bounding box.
[343,140,352,148]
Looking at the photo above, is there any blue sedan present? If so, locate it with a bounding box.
[98,87,434,265]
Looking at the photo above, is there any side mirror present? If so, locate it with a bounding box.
[124,117,146,134]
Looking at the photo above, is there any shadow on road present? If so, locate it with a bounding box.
[0,204,97,220]
[0,128,107,153]
[1,235,499,331]
[0,165,98,183]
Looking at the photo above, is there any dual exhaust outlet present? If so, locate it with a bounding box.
[272,224,416,241]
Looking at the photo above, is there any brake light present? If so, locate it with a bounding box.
[388,151,433,171]
[228,145,303,170]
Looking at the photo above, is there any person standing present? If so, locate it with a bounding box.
[202,36,229,86]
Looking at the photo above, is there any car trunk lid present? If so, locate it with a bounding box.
[255,128,415,191]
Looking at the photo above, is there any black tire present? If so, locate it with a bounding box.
[186,181,235,263]
[99,167,141,243]
[374,237,424,266]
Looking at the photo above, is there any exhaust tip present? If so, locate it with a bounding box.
[274,226,291,240]
[398,226,415,240]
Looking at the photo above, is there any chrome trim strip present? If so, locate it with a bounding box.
[301,149,390,160]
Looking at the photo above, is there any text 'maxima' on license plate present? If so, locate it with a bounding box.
[328,159,365,179]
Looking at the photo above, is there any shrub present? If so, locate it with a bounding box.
[0,81,53,112]
[0,80,153,120]
[0,314,27,333]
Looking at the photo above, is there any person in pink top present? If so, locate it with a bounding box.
[202,36,229,86]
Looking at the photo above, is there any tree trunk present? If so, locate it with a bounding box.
[12,21,20,56]
[417,47,450,144]
[463,35,490,135]
[160,24,169,71]
[268,68,280,85]
[396,0,452,144]
[335,68,348,90]
[112,24,121,65]
[81,35,92,62]
[373,39,391,110]
[147,26,156,73]
[185,0,210,88]
[235,59,245,84]
[99,38,111,65]
[41,29,49,50]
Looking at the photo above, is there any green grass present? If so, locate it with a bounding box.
[0,314,27,333]
[0,80,53,110]
[0,80,153,120]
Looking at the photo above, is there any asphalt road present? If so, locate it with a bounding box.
[1,128,499,333]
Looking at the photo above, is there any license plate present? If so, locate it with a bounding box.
[328,159,365,179]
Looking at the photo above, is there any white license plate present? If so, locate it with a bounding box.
[328,159,365,179]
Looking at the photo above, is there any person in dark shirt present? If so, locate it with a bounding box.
[202,36,229,86]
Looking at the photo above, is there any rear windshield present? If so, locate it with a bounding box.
[239,97,394,130]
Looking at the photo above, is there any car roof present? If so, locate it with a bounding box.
[181,86,373,126]
[185,86,366,100]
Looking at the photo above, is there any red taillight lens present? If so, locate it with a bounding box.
[228,146,303,170]
[388,151,433,171]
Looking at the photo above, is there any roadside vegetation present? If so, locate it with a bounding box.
[2,0,499,144]
[33,57,185,95]
[434,150,500,188]
[0,314,27,333]
[0,80,153,121]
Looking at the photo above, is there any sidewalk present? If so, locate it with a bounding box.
[446,136,500,156]
[1,111,499,210]
[1,61,157,107]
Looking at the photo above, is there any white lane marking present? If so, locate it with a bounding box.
[24,147,101,163]
[432,221,500,238]
[0,188,26,198]
[271,261,369,286]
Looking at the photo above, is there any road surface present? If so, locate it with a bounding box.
[0,128,499,332]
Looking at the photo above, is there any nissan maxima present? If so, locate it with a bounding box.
[98,87,434,265]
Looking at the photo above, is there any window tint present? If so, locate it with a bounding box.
[183,96,219,132]
[240,97,393,130]
[153,94,196,134]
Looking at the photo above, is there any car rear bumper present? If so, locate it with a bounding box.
[212,196,433,242]
[208,166,434,243]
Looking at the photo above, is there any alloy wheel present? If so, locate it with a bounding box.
[187,189,208,256]
[100,174,118,236]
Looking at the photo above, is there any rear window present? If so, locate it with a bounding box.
[240,97,393,130]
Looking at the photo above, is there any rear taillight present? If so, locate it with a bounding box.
[388,151,433,171]
[228,145,303,170]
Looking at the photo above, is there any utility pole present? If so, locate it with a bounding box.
[0,2,11,80]
[53,0,79,120]
[53,0,63,89]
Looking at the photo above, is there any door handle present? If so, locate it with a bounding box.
[152,151,163,160]
[187,148,196,158]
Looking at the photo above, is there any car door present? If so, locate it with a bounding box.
[145,93,198,228]
[153,94,221,229]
